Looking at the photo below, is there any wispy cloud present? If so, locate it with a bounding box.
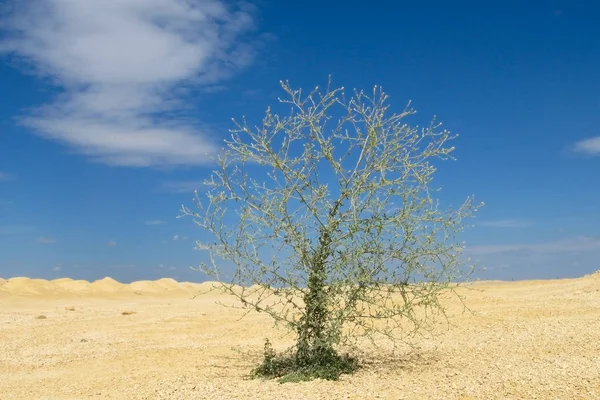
[0,171,15,182]
[107,240,117,247]
[145,220,166,226]
[159,264,177,271]
[572,136,600,156]
[465,236,600,256]
[162,180,206,193]
[172,234,189,241]
[477,219,534,228]
[52,263,62,272]
[0,0,262,167]
[37,236,57,244]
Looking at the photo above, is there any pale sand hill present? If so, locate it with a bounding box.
[154,277,183,291]
[2,277,56,295]
[51,278,93,294]
[0,276,222,298]
[128,280,168,294]
[91,277,125,293]
[0,274,599,399]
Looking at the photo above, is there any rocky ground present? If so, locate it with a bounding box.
[1,274,599,399]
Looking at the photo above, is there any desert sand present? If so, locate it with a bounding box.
[1,273,599,399]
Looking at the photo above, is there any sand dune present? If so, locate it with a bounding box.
[0,276,209,297]
[128,280,167,294]
[0,274,598,298]
[1,277,56,295]
[154,277,182,291]
[51,278,93,293]
[91,277,125,293]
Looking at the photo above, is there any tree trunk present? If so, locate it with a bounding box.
[296,229,336,366]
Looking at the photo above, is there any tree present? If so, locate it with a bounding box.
[181,78,482,381]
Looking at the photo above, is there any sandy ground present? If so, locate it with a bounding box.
[1,274,599,400]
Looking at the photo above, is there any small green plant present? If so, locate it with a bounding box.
[252,338,359,383]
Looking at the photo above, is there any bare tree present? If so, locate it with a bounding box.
[181,78,482,380]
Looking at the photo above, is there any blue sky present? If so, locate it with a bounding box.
[0,1,599,283]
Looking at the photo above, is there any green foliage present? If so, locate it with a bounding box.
[252,339,359,383]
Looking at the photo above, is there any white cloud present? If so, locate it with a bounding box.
[37,236,57,244]
[145,220,165,225]
[0,172,15,182]
[0,0,261,167]
[477,219,534,228]
[107,240,117,247]
[465,236,600,256]
[573,137,600,155]
[52,264,62,272]
[162,180,206,193]
[173,235,180,241]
